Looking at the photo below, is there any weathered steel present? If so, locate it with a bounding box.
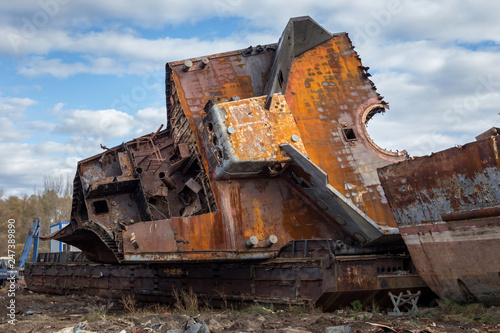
[28,16,431,308]
[263,16,333,109]
[43,16,408,264]
[199,94,307,179]
[280,143,399,245]
[43,129,216,263]
[378,131,500,305]
[26,240,429,310]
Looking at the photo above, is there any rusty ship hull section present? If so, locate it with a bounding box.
[26,17,432,309]
[378,133,500,305]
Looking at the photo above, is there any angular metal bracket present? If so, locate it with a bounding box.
[263,16,332,109]
[280,143,399,246]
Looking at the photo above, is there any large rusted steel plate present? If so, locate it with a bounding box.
[198,94,307,179]
[378,135,500,226]
[400,218,500,305]
[25,252,429,310]
[378,133,500,305]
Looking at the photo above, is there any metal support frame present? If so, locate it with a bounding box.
[388,290,421,316]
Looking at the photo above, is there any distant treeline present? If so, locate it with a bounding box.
[0,174,72,260]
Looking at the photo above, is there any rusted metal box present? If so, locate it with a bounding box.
[199,94,306,179]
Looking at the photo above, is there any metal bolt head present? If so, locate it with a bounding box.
[246,235,258,248]
[291,134,299,142]
[266,235,278,247]
[182,60,193,72]
[227,126,235,134]
[199,57,209,68]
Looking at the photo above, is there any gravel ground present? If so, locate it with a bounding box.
[0,282,499,333]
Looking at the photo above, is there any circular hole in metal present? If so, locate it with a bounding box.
[381,267,385,273]
[135,167,143,174]
[212,136,218,146]
[158,172,166,179]
[207,122,214,132]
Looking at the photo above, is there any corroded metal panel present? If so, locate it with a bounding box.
[378,133,500,305]
[121,178,348,261]
[198,94,306,179]
[284,35,407,227]
[167,46,275,119]
[280,143,399,246]
[378,135,500,226]
[400,218,500,305]
[25,250,428,310]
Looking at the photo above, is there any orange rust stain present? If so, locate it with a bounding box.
[249,198,264,239]
[285,35,403,227]
[218,95,306,161]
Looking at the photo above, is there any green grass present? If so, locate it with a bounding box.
[350,300,363,313]
[439,301,500,324]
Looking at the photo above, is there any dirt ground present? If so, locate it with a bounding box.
[0,281,499,333]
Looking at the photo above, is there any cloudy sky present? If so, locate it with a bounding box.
[0,0,499,196]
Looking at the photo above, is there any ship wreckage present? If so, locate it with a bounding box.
[26,17,500,309]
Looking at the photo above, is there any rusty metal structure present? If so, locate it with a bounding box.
[25,17,432,309]
[378,128,500,305]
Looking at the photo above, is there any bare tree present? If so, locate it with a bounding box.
[43,174,73,197]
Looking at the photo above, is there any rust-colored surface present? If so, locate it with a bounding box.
[26,240,429,310]
[170,34,406,230]
[378,134,500,226]
[33,17,433,308]
[216,95,306,161]
[196,94,307,179]
[206,95,305,164]
[378,133,500,305]
[49,17,408,263]
[285,35,406,227]
[121,177,348,260]
[400,218,500,305]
